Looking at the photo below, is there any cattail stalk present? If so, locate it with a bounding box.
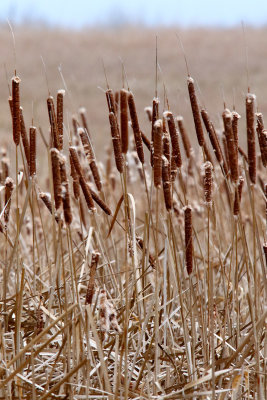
[141,131,151,151]
[184,206,193,275]
[222,109,238,183]
[85,252,100,304]
[232,111,240,151]
[246,94,256,184]
[177,116,192,159]
[153,120,163,187]
[90,187,111,215]
[12,76,21,146]
[120,89,129,154]
[187,76,204,146]
[109,112,124,173]
[128,91,144,164]
[50,148,62,209]
[57,90,65,150]
[20,107,30,167]
[164,111,182,168]
[29,126,37,176]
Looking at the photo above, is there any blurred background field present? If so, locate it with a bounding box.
[1,25,267,160]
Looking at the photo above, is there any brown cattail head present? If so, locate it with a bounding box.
[20,107,30,168]
[106,89,117,115]
[141,131,151,151]
[57,89,65,151]
[164,111,182,168]
[72,115,79,137]
[70,154,80,200]
[50,148,62,209]
[109,112,124,173]
[263,243,267,268]
[203,161,213,206]
[128,91,144,164]
[120,88,129,154]
[47,96,60,150]
[79,107,91,138]
[153,119,163,188]
[187,76,204,147]
[144,106,152,122]
[12,76,21,146]
[39,192,60,223]
[232,111,240,150]
[59,154,72,225]
[1,157,10,183]
[4,177,14,227]
[176,116,192,159]
[256,113,267,167]
[29,126,37,176]
[85,251,100,305]
[201,109,223,165]
[163,130,171,164]
[162,156,172,211]
[170,153,177,182]
[246,93,256,184]
[90,187,111,215]
[233,176,244,216]
[222,109,239,183]
[151,97,159,143]
[184,205,193,275]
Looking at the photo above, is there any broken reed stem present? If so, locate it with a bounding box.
[120,88,129,154]
[56,90,65,151]
[164,111,182,168]
[20,107,30,168]
[12,76,21,146]
[128,91,144,164]
[4,177,14,228]
[59,155,72,225]
[78,127,102,191]
[233,176,244,216]
[47,96,60,150]
[69,146,95,211]
[187,76,204,146]
[184,205,193,275]
[50,148,62,210]
[29,126,37,177]
[246,93,256,184]
[256,113,267,167]
[153,119,163,188]
[85,252,100,305]
[222,109,239,183]
[109,112,124,173]
[177,116,192,159]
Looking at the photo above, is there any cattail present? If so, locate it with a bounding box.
[164,111,182,168]
[263,243,267,268]
[70,155,80,200]
[12,76,21,146]
[85,251,100,305]
[151,97,159,144]
[4,177,14,227]
[1,157,10,183]
[233,176,244,216]
[163,131,171,164]
[184,205,193,275]
[201,109,223,164]
[47,96,60,150]
[203,141,214,165]
[128,91,144,164]
[57,90,65,150]
[203,161,213,206]
[153,119,163,187]
[162,156,172,211]
[109,112,124,173]
[246,93,256,184]
[39,192,60,222]
[136,236,155,268]
[232,111,240,151]
[90,187,112,215]
[144,106,152,122]
[20,107,30,167]
[176,116,192,159]
[59,155,72,225]
[120,89,128,153]
[72,115,79,137]
[222,109,238,183]
[8,96,13,117]
[29,126,37,176]
[170,154,177,182]
[141,131,151,151]
[106,89,117,115]
[256,113,267,167]
[79,107,91,138]
[50,148,62,209]
[78,127,102,191]
[114,91,119,114]
[187,76,204,146]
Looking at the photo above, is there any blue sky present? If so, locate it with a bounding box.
[0,0,267,28]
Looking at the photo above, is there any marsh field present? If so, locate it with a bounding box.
[0,25,266,399]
